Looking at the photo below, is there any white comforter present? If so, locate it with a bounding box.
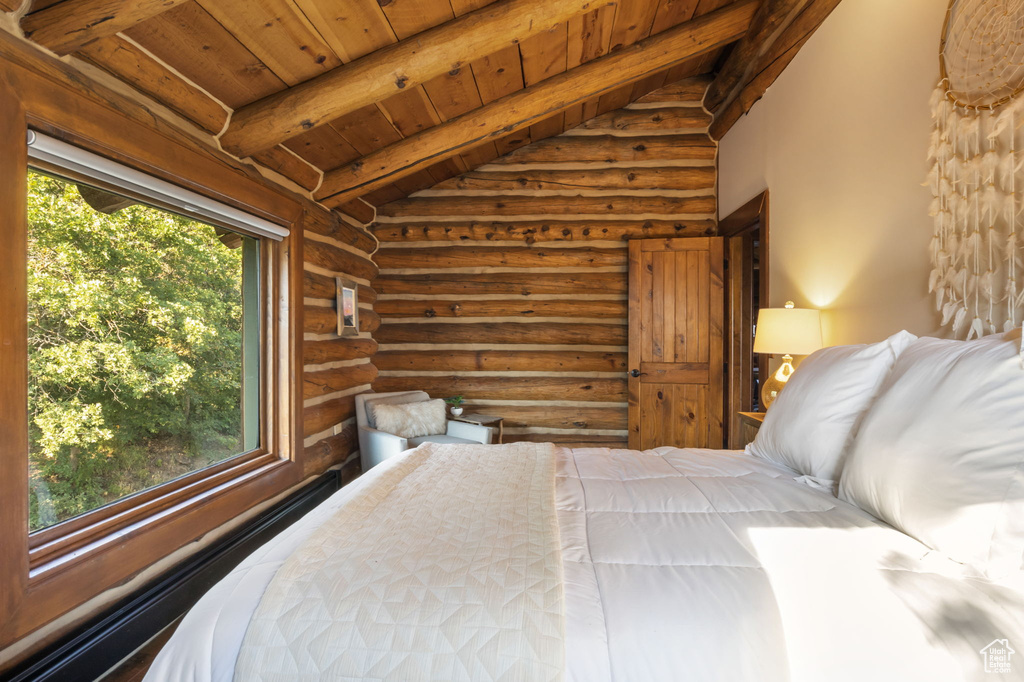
[234,443,563,681]
[145,445,1024,682]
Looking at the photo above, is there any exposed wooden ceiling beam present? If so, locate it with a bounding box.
[314,0,759,207]
[709,0,843,139]
[21,0,188,56]
[220,0,615,159]
[704,0,807,112]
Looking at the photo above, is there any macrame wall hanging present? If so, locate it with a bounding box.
[927,0,1024,338]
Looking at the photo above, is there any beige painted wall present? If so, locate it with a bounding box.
[719,0,947,345]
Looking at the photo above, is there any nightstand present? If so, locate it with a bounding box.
[737,412,765,448]
[451,413,504,444]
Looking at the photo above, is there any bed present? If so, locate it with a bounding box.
[145,328,1024,682]
[144,443,1023,682]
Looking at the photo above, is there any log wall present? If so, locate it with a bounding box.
[301,209,379,479]
[370,76,716,448]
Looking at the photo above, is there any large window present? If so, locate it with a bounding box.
[20,131,293,550]
[26,168,261,532]
[0,71,305,656]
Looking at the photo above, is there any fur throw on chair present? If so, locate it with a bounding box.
[372,399,448,439]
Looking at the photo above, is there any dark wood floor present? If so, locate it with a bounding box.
[101,619,180,682]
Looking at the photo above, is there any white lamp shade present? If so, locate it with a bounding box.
[754,306,823,355]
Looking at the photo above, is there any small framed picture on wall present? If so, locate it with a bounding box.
[336,277,359,337]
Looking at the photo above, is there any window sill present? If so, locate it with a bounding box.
[29,454,288,580]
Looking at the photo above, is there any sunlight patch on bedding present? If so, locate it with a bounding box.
[748,526,957,682]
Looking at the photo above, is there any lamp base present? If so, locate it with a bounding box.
[761,354,796,410]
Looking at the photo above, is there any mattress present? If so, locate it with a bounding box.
[144,445,1024,682]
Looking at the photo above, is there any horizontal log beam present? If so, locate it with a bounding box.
[303,272,337,300]
[304,397,357,437]
[374,349,626,373]
[304,271,378,301]
[333,199,375,226]
[304,240,379,281]
[304,363,379,399]
[431,167,716,192]
[375,246,627,270]
[704,0,806,112]
[304,306,381,334]
[486,134,715,164]
[21,0,188,56]
[304,337,378,365]
[304,424,357,477]
[251,146,321,192]
[374,272,627,296]
[372,219,717,243]
[374,299,627,319]
[0,27,299,227]
[360,309,381,334]
[504,434,627,447]
[376,195,716,218]
[373,375,626,402]
[710,0,842,140]
[468,405,627,430]
[315,0,758,204]
[220,0,612,157]
[635,76,712,103]
[375,322,626,346]
[77,35,227,134]
[304,211,377,254]
[577,107,712,131]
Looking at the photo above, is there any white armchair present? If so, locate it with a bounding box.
[355,391,495,471]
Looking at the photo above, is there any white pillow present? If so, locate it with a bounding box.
[747,330,916,484]
[838,328,1024,577]
[372,399,447,439]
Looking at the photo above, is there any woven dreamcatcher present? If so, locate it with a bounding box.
[927,0,1024,338]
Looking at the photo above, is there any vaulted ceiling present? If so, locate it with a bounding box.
[12,0,841,216]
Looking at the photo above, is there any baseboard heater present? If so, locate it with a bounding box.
[4,470,341,682]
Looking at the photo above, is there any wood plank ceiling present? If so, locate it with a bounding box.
[16,0,839,212]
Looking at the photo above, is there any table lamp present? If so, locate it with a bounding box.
[753,301,823,410]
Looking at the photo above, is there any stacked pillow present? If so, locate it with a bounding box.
[749,326,1024,578]
[747,330,917,487]
[838,327,1024,578]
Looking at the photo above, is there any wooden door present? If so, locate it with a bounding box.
[628,237,725,450]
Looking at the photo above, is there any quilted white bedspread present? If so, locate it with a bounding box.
[234,442,563,682]
[145,445,1024,682]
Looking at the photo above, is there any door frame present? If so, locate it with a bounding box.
[720,190,770,449]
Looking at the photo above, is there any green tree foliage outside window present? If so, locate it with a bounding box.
[27,170,255,532]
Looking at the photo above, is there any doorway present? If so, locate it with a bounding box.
[720,191,770,448]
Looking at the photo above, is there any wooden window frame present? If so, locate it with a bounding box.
[0,58,305,658]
